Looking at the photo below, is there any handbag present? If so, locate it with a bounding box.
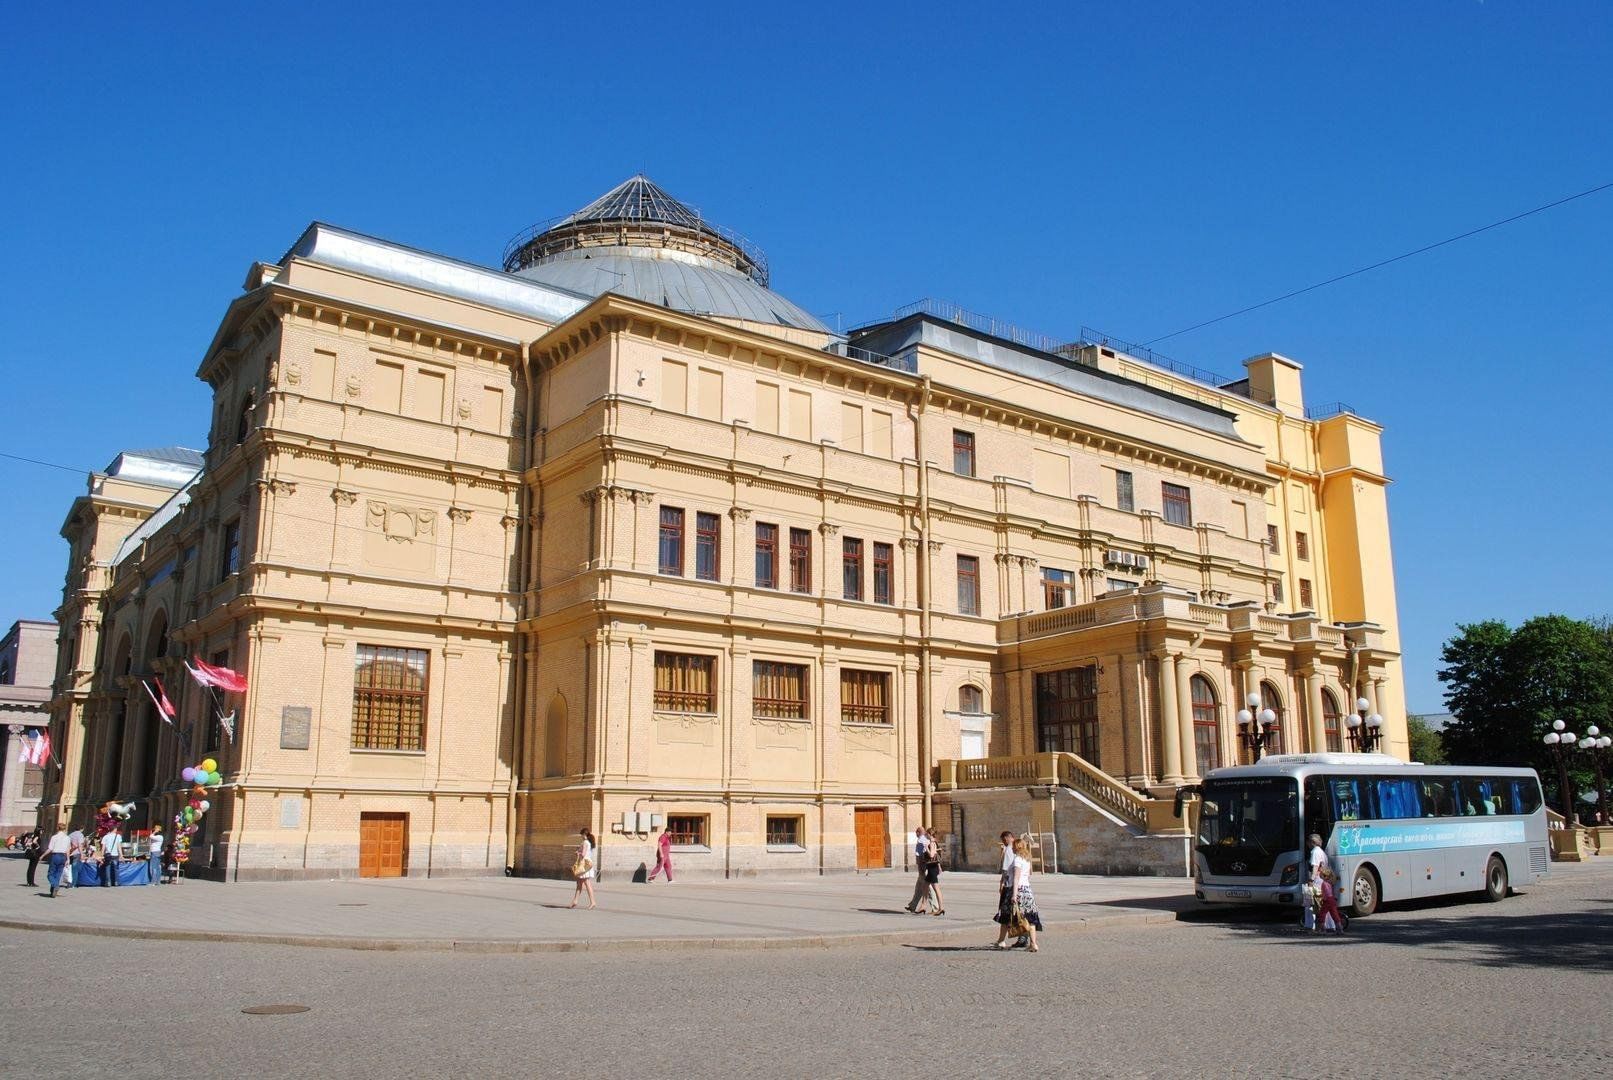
[571,856,592,878]
[1008,904,1032,936]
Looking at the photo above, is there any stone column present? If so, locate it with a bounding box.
[1158,653,1184,785]
[1175,656,1198,783]
[1304,670,1327,754]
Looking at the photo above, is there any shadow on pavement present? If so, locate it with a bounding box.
[1193,896,1613,972]
[1078,896,1195,914]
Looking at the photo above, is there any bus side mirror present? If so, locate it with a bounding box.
[1173,785,1201,819]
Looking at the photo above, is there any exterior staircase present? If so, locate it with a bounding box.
[934,752,1195,877]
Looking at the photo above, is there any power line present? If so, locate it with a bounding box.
[0,449,89,475]
[1143,179,1613,347]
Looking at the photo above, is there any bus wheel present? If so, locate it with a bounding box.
[1351,866,1379,917]
[1483,856,1508,902]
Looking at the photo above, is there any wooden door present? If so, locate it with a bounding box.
[359,813,408,878]
[853,808,889,870]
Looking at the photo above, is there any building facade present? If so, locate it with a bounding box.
[37,177,1406,879]
[2,619,57,834]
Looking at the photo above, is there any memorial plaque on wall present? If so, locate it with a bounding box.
[279,706,312,750]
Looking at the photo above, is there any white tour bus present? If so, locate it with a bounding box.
[1189,754,1549,915]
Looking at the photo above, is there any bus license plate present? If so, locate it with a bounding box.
[1226,889,1251,898]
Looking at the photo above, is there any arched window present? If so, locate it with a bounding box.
[1322,689,1342,753]
[959,685,984,713]
[1259,680,1284,756]
[146,611,169,667]
[1190,675,1221,775]
[235,393,255,445]
[113,635,133,679]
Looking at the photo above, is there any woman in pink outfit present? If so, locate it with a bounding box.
[1316,868,1348,934]
[648,828,674,882]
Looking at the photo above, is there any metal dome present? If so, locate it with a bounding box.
[501,177,828,332]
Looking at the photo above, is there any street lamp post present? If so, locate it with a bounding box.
[1578,725,1610,827]
[1234,692,1279,762]
[1344,696,1383,753]
[1542,719,1579,824]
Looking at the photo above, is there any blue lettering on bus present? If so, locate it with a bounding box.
[1334,819,1526,857]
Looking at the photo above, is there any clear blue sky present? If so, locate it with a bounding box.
[3,3,1609,713]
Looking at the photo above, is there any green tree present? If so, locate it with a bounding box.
[1405,714,1446,764]
[1438,615,1613,813]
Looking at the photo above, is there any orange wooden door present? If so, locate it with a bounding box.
[359,813,407,878]
[853,808,888,870]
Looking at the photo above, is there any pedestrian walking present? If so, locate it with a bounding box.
[647,827,674,883]
[905,827,933,913]
[1300,832,1329,932]
[992,837,1042,952]
[1316,868,1348,934]
[568,828,597,909]
[44,824,70,897]
[64,825,84,890]
[20,829,42,887]
[146,826,165,884]
[100,826,123,887]
[996,831,1028,946]
[922,833,945,916]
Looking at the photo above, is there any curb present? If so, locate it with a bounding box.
[0,908,1181,954]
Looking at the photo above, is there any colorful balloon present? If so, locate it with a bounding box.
[201,758,218,774]
[198,801,210,812]
[181,768,196,782]
[208,771,222,785]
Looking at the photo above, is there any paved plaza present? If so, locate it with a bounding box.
[2,858,1610,1077]
[0,861,1189,949]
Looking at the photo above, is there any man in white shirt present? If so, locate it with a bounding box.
[45,825,71,897]
[100,827,123,887]
[64,826,85,889]
[147,826,165,884]
[1301,832,1330,931]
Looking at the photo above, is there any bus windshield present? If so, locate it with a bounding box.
[1197,777,1300,874]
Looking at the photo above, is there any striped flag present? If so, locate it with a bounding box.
[143,678,178,724]
[24,731,50,767]
[187,656,247,694]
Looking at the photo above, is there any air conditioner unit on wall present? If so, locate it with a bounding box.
[1135,554,1150,570]
[1104,548,1124,565]
[1120,552,1137,567]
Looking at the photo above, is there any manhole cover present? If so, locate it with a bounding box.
[242,1004,310,1015]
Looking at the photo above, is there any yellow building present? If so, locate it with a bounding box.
[38,177,1404,879]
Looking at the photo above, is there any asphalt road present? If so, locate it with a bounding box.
[3,860,1609,1079]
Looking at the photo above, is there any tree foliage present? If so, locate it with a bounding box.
[1405,714,1446,765]
[1438,616,1613,790]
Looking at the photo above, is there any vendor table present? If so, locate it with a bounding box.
[73,859,155,886]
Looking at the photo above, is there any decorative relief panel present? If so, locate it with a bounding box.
[653,711,718,748]
[367,502,437,543]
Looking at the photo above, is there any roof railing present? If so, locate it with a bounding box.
[501,212,771,287]
[1305,401,1359,420]
[822,340,917,373]
[891,298,1069,355]
[1068,327,1241,389]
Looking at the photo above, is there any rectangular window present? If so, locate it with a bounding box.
[1115,470,1135,512]
[1162,483,1193,527]
[352,645,429,751]
[755,523,778,589]
[1042,567,1075,610]
[788,527,812,593]
[414,369,445,421]
[207,649,230,752]
[654,652,715,713]
[841,669,891,724]
[766,815,804,848]
[1295,531,1310,560]
[695,512,720,581]
[1106,577,1136,593]
[788,388,812,440]
[872,542,893,605]
[870,410,893,458]
[373,359,404,412]
[956,555,980,616]
[658,507,685,576]
[665,814,708,847]
[696,367,723,421]
[840,402,864,454]
[1272,578,1284,603]
[1299,578,1314,609]
[1267,524,1280,554]
[842,537,863,601]
[220,521,241,580]
[1375,778,1423,820]
[1035,665,1099,763]
[753,660,808,720]
[755,381,780,434]
[661,359,688,412]
[952,429,976,477]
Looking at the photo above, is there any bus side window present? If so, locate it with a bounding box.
[1376,778,1422,819]
[1329,777,1363,822]
[1421,779,1454,817]
[1459,779,1492,815]
[1510,779,1541,815]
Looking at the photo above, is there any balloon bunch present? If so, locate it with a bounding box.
[171,758,220,866]
[95,801,134,838]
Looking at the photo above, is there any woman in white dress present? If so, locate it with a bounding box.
[568,828,597,909]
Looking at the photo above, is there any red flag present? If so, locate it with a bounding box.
[187,656,247,694]
[142,678,177,723]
